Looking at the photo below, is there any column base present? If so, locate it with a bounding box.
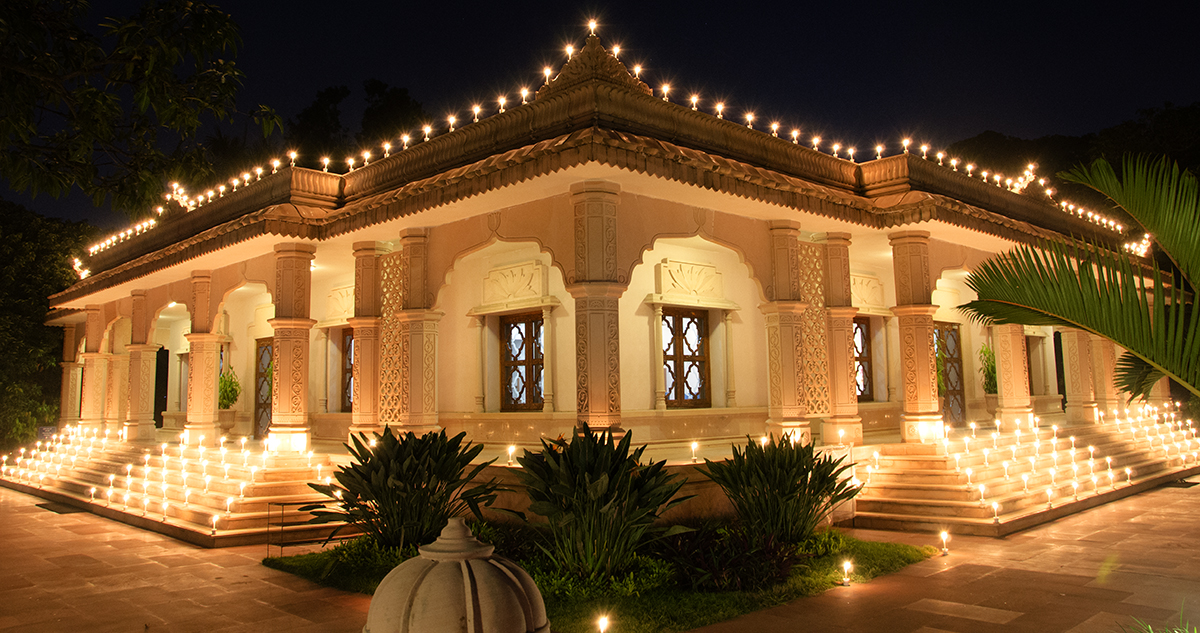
[822,417,863,447]
[123,417,157,441]
[183,421,222,447]
[1064,402,1098,424]
[267,423,311,453]
[900,413,945,443]
[995,406,1033,426]
[767,419,812,445]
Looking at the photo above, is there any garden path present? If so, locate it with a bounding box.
[692,476,1200,633]
[2,477,1197,633]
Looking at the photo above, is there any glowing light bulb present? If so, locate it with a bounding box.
[362,151,371,165]
[321,157,330,172]
[902,138,911,153]
[422,125,432,141]
[791,129,799,143]
[812,136,821,150]
[448,115,456,131]
[690,94,699,110]
[565,45,574,59]
[472,105,481,122]
[633,65,642,79]
[920,144,929,159]
[875,145,883,159]
[498,96,506,113]
[715,102,724,118]
[519,88,528,105]
[543,67,552,85]
[346,157,355,171]
[382,142,391,157]
[588,20,597,35]
[771,122,779,136]
[401,134,410,149]
[287,151,297,166]
[745,112,754,128]
[611,45,620,59]
[661,84,670,101]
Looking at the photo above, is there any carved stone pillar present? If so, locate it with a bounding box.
[653,304,666,411]
[473,316,486,413]
[821,232,861,446]
[59,323,82,428]
[1089,334,1119,416]
[125,344,161,440]
[268,243,317,452]
[723,312,738,408]
[183,272,221,445]
[103,353,129,436]
[123,291,159,440]
[347,241,386,439]
[762,221,810,442]
[570,181,625,433]
[390,229,442,433]
[1058,328,1097,423]
[993,324,1033,424]
[79,305,107,433]
[889,231,943,442]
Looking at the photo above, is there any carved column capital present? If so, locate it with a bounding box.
[889,230,932,306]
[571,181,621,283]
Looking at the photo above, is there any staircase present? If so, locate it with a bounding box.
[0,433,339,548]
[853,414,1200,536]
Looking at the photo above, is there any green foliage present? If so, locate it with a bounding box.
[651,520,805,592]
[700,435,862,546]
[978,343,998,395]
[262,536,412,595]
[217,369,241,409]
[525,554,675,602]
[0,200,91,451]
[510,429,691,582]
[799,528,851,557]
[960,156,1200,402]
[303,428,502,550]
[0,0,279,216]
[1118,611,1196,633]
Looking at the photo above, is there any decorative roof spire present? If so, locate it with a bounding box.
[535,35,652,100]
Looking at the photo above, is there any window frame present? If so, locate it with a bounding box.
[341,328,354,413]
[499,312,545,412]
[853,316,874,403]
[662,307,712,409]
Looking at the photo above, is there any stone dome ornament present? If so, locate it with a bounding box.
[363,518,550,633]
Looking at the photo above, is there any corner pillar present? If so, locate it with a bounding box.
[1058,328,1097,423]
[78,305,107,433]
[1089,334,1119,417]
[59,323,82,428]
[348,241,387,439]
[762,301,811,443]
[184,332,222,444]
[268,243,317,452]
[889,230,943,442]
[993,324,1033,424]
[820,232,861,445]
[570,181,624,434]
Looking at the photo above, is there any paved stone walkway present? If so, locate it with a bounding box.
[2,479,1198,632]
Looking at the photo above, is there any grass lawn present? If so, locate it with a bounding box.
[263,533,935,633]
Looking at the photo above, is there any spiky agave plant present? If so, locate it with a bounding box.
[960,156,1200,402]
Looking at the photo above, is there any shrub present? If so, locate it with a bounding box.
[701,435,862,546]
[799,528,851,557]
[509,429,690,582]
[304,428,502,550]
[217,368,241,409]
[525,553,675,602]
[652,520,805,592]
[979,343,997,395]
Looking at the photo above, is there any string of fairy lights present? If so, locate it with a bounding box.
[80,20,1143,271]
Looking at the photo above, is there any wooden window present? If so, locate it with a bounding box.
[853,317,874,402]
[500,313,544,411]
[341,328,354,413]
[662,308,710,408]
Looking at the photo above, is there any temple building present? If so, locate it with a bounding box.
[20,35,1192,541]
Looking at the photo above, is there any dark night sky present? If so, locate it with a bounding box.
[11,1,1199,230]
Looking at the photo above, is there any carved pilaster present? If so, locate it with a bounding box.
[768,221,803,301]
[59,323,82,428]
[724,311,737,408]
[570,283,624,433]
[570,180,624,433]
[994,324,1032,424]
[653,304,667,411]
[190,271,213,334]
[125,343,161,440]
[79,352,108,433]
[891,305,943,442]
[762,301,810,443]
[398,229,429,310]
[1058,328,1097,423]
[104,353,129,436]
[270,242,316,451]
[823,307,862,445]
[542,305,555,414]
[392,310,442,433]
[473,316,486,413]
[184,332,222,445]
[347,317,380,438]
[1089,334,1119,415]
[348,241,387,439]
[820,232,860,445]
[889,231,942,442]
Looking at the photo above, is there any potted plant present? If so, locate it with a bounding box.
[218,368,241,432]
[979,343,998,415]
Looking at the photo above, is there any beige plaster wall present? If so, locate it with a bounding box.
[618,236,768,412]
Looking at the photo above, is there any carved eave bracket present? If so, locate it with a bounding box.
[535,35,652,101]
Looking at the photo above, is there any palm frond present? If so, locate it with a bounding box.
[1114,352,1165,403]
[1060,155,1200,291]
[962,238,1200,399]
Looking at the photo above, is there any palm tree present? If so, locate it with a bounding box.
[960,156,1200,402]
